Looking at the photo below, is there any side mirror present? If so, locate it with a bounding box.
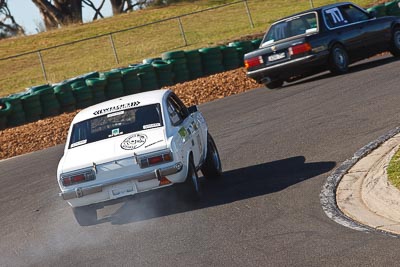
[188,105,198,114]
[368,10,377,18]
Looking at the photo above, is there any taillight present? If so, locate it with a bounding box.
[244,56,264,69]
[138,150,173,168]
[61,169,96,186]
[289,43,312,56]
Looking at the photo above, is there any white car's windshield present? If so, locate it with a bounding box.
[69,103,163,148]
[262,12,318,45]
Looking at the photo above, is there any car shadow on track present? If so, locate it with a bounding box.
[89,156,335,226]
[284,55,398,88]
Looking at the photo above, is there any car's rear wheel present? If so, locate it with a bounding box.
[201,133,222,179]
[329,45,349,74]
[184,157,202,198]
[72,205,97,226]
[265,80,283,89]
[390,27,400,57]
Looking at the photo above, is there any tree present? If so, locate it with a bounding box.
[109,0,149,15]
[0,0,25,38]
[32,0,84,29]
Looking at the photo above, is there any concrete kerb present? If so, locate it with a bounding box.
[320,126,400,237]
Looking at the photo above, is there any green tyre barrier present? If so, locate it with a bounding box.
[21,93,42,122]
[0,98,11,130]
[152,60,174,87]
[185,49,203,79]
[6,95,26,127]
[54,83,76,112]
[121,67,142,95]
[72,86,93,109]
[220,46,240,70]
[385,1,400,16]
[86,78,107,104]
[33,85,61,118]
[367,4,386,17]
[137,64,158,91]
[100,70,124,100]
[199,47,224,75]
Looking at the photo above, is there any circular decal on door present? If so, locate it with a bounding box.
[121,133,147,150]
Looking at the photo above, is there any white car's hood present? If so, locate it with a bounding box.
[60,127,168,173]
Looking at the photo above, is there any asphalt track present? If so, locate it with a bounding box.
[2,55,400,266]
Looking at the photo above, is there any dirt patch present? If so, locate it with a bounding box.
[0,68,260,160]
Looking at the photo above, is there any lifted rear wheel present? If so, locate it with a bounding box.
[201,133,222,179]
[73,205,97,226]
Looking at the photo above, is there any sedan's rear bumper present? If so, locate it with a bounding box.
[59,162,183,200]
[247,52,329,82]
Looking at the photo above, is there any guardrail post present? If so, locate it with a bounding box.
[109,33,120,64]
[243,0,254,28]
[178,17,188,46]
[37,50,48,83]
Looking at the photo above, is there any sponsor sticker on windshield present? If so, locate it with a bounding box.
[70,139,87,148]
[143,123,161,130]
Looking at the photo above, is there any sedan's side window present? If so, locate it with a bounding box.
[340,5,369,23]
[324,7,347,28]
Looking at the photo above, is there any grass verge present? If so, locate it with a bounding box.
[387,148,400,189]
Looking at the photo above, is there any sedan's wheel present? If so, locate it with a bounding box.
[184,157,202,198]
[72,205,97,226]
[201,133,222,179]
[265,80,283,89]
[329,45,349,74]
[390,27,400,57]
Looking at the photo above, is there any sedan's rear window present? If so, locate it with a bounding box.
[69,104,163,148]
[262,12,318,45]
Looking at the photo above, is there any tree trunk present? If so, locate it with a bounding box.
[110,0,125,15]
[31,0,83,30]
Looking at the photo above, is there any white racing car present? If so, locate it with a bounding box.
[57,89,222,225]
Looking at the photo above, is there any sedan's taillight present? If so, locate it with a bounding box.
[138,150,173,168]
[61,169,96,186]
[289,43,312,56]
[244,56,264,69]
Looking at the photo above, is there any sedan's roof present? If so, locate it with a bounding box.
[274,2,352,21]
[72,89,170,123]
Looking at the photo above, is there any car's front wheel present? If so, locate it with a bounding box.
[390,27,400,57]
[201,133,222,179]
[184,157,202,198]
[329,45,349,74]
[72,205,97,226]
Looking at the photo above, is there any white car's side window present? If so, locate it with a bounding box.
[168,101,181,125]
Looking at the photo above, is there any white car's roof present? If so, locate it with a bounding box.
[72,89,171,123]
